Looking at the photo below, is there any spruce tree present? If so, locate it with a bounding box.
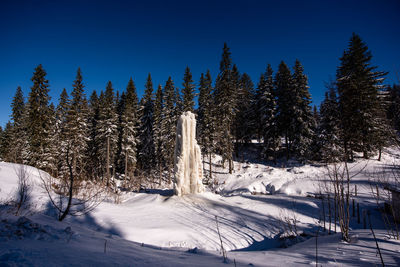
[182,66,195,112]
[291,59,314,160]
[9,86,26,163]
[161,77,177,181]
[86,90,101,179]
[256,65,279,161]
[121,78,139,183]
[66,68,88,177]
[214,43,236,173]
[27,64,52,168]
[97,82,118,185]
[275,61,295,160]
[55,88,70,178]
[234,73,254,157]
[319,84,343,162]
[138,74,155,173]
[198,71,215,180]
[336,33,388,159]
[153,84,164,183]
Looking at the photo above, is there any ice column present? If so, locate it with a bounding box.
[174,111,204,196]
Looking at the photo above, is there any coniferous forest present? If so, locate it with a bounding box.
[0,33,399,190]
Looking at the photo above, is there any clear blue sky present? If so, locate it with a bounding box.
[1,0,399,127]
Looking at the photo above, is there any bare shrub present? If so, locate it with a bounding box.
[13,164,31,215]
[41,146,106,221]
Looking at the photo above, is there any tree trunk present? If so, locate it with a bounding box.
[124,150,128,187]
[209,152,212,180]
[106,136,110,187]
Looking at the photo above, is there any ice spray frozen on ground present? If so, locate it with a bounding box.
[174,111,204,196]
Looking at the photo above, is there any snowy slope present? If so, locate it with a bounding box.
[1,149,400,266]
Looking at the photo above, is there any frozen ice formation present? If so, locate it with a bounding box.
[174,111,204,196]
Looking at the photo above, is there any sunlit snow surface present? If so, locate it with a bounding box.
[1,148,400,266]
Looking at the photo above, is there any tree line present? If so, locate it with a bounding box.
[0,33,398,188]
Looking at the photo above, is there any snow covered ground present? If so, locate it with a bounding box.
[1,149,400,266]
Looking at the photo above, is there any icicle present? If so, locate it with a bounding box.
[174,111,204,196]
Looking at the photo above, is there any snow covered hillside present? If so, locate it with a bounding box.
[1,149,400,266]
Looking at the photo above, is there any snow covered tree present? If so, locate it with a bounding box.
[161,77,178,182]
[138,74,155,172]
[291,59,314,160]
[336,33,388,159]
[319,84,343,162]
[39,103,58,175]
[55,88,70,178]
[65,68,88,178]
[26,64,52,169]
[198,71,215,180]
[214,43,236,173]
[9,86,26,163]
[0,122,12,162]
[86,90,101,180]
[387,84,400,132]
[256,65,279,161]
[97,82,118,185]
[153,84,164,183]
[182,66,195,112]
[234,73,255,156]
[121,78,139,184]
[275,61,295,160]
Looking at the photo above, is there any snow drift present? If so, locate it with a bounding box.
[174,111,204,196]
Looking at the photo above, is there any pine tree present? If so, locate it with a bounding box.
[319,84,343,162]
[153,84,164,183]
[86,90,101,179]
[336,33,388,159]
[161,77,177,181]
[40,103,58,175]
[198,71,215,180]
[256,65,279,161]
[9,86,26,163]
[121,78,139,184]
[97,82,118,185]
[0,122,12,161]
[291,59,314,160]
[182,66,195,112]
[214,43,236,173]
[65,68,88,177]
[275,61,295,160]
[138,74,155,173]
[27,64,52,169]
[234,73,254,157]
[55,88,70,178]
[387,84,400,131]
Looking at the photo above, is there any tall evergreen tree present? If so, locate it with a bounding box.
[256,65,279,161]
[319,84,343,162]
[86,90,101,179]
[9,86,26,163]
[55,88,70,178]
[234,73,255,156]
[27,64,52,168]
[291,59,314,160]
[97,82,118,184]
[336,33,388,159]
[182,66,195,112]
[121,78,139,182]
[153,84,164,182]
[66,68,88,177]
[138,74,155,172]
[214,43,236,173]
[161,77,177,181]
[275,61,295,160]
[198,71,215,180]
